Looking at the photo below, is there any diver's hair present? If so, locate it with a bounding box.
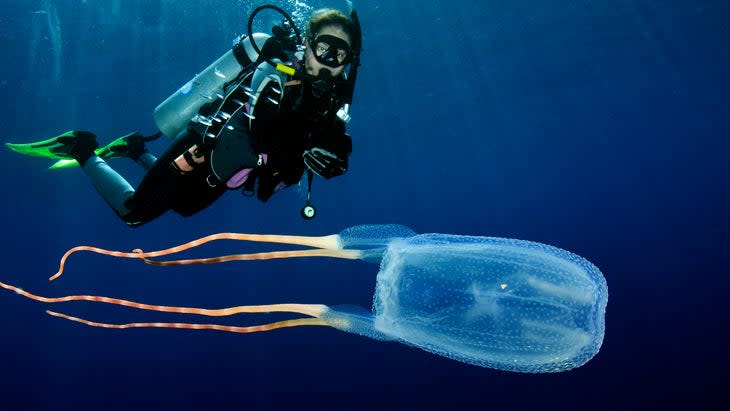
[306,8,354,45]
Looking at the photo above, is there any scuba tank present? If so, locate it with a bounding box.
[153,32,271,139]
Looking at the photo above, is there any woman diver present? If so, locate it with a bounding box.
[6,5,362,227]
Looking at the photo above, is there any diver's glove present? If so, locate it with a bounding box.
[303,147,347,179]
[271,21,297,52]
[260,20,297,61]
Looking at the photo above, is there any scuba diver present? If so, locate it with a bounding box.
[6,5,362,227]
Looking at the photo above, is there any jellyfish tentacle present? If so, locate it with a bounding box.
[52,245,140,281]
[139,248,362,266]
[50,233,348,281]
[2,281,331,333]
[47,311,329,333]
[0,281,328,317]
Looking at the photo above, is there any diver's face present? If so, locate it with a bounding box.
[304,25,352,77]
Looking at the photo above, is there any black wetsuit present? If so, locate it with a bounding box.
[119,61,352,227]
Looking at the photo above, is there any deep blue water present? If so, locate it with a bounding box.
[1,0,728,410]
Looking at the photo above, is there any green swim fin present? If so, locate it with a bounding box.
[47,131,161,170]
[47,158,80,170]
[5,130,91,160]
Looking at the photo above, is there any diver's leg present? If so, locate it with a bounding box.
[81,156,135,217]
[9,130,134,217]
[81,153,169,227]
[98,131,161,172]
[134,152,157,172]
[35,132,134,217]
[118,156,180,227]
[17,131,168,227]
[125,132,159,172]
[118,131,202,227]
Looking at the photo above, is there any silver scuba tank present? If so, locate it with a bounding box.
[153,33,271,139]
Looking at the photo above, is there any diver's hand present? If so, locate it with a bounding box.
[303,147,347,179]
[272,22,296,49]
[261,22,295,61]
[265,20,297,56]
[260,37,287,61]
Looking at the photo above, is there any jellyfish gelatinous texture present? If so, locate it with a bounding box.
[361,233,607,372]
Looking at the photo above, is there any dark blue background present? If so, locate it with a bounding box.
[1,0,728,410]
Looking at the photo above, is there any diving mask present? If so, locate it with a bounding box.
[310,34,351,68]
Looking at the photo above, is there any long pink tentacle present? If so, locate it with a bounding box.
[49,232,354,281]
[0,281,327,317]
[139,248,361,267]
[0,281,331,333]
[47,311,329,334]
